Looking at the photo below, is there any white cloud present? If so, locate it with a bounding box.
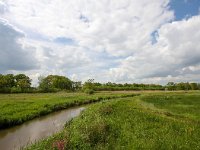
[108,15,200,83]
[0,1,7,14]
[0,0,200,84]
[3,0,174,56]
[0,20,39,72]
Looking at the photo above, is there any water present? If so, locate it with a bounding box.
[0,106,85,150]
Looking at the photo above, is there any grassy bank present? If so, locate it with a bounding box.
[141,92,200,121]
[27,91,200,149]
[0,92,138,129]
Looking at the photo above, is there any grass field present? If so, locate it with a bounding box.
[26,91,200,150]
[0,92,138,129]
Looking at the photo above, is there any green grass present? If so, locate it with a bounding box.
[0,92,138,129]
[141,92,200,121]
[27,91,200,150]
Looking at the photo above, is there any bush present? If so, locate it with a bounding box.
[11,87,22,93]
[38,88,60,93]
[84,89,94,94]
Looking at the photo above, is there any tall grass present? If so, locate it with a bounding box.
[0,92,138,129]
[27,92,200,149]
[141,92,200,121]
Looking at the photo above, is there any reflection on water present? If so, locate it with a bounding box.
[0,106,85,150]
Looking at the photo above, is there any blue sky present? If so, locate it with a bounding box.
[170,0,200,20]
[0,0,200,84]
[54,37,75,45]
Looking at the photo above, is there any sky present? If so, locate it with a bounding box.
[0,0,200,85]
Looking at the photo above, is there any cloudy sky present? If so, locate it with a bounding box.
[0,0,200,85]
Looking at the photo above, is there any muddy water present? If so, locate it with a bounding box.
[0,106,85,150]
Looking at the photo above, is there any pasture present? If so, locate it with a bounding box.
[26,91,200,149]
[0,92,138,129]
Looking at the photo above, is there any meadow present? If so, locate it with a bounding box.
[26,91,200,150]
[0,92,138,129]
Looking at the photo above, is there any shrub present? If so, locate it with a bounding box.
[84,89,94,95]
[11,87,22,93]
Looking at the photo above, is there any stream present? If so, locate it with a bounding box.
[0,106,85,150]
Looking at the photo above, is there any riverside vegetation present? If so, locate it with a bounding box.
[1,73,200,149]
[0,92,138,129]
[26,91,200,150]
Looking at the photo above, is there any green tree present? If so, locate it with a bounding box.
[38,76,52,92]
[175,82,186,90]
[197,83,200,90]
[4,74,15,88]
[72,81,82,91]
[166,82,175,90]
[189,83,198,90]
[14,74,32,92]
[39,75,72,92]
[83,79,95,94]
[184,82,191,90]
[0,74,15,93]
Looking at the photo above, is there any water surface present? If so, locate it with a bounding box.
[0,106,85,150]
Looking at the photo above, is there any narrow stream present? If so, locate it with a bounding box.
[0,106,85,150]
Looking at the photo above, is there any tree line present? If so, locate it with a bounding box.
[166,82,200,90]
[0,74,200,93]
[85,81,200,91]
[0,74,81,93]
[0,74,32,93]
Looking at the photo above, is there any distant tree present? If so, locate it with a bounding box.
[0,74,6,92]
[167,82,175,90]
[72,81,82,91]
[39,75,72,92]
[4,74,15,88]
[0,74,15,93]
[14,74,32,92]
[83,79,95,94]
[38,76,52,92]
[175,82,186,90]
[197,83,200,90]
[83,79,94,89]
[167,82,175,86]
[184,82,191,90]
[53,75,72,90]
[189,83,198,90]
[0,74,33,93]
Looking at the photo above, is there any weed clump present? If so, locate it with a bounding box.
[87,121,110,146]
[99,105,113,115]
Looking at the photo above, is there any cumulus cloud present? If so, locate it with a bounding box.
[3,0,174,56]
[0,1,7,14]
[0,20,39,72]
[0,0,199,84]
[109,15,200,83]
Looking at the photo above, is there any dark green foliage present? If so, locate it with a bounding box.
[91,82,200,91]
[82,79,95,94]
[84,88,94,94]
[166,82,200,91]
[92,82,165,91]
[10,87,22,93]
[38,75,73,92]
[15,74,32,92]
[0,74,32,93]
[190,83,198,90]
[82,79,95,90]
